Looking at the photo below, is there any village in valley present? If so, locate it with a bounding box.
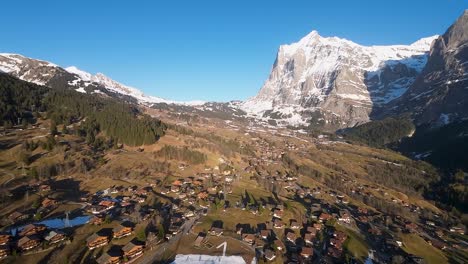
[0,115,466,264]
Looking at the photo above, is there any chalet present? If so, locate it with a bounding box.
[171,185,181,193]
[8,211,28,223]
[113,225,133,239]
[327,247,342,259]
[96,252,121,264]
[209,227,223,236]
[264,249,276,261]
[260,229,271,240]
[273,219,284,229]
[430,239,447,250]
[41,197,58,208]
[304,233,314,245]
[290,220,301,229]
[273,209,283,219]
[44,230,66,244]
[0,245,9,260]
[20,224,47,236]
[358,207,368,215]
[319,213,332,222]
[123,241,144,260]
[90,215,105,225]
[242,234,255,245]
[90,205,107,215]
[197,191,208,200]
[274,239,285,252]
[0,234,11,246]
[306,226,318,235]
[255,238,265,249]
[98,200,116,210]
[17,235,41,251]
[86,233,109,250]
[301,246,313,258]
[338,210,352,224]
[160,186,171,195]
[405,222,418,233]
[449,226,465,235]
[286,231,297,243]
[313,223,322,231]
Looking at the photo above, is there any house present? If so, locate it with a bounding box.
[86,233,109,250]
[0,234,11,246]
[123,241,144,260]
[242,234,255,245]
[113,225,133,239]
[0,245,9,259]
[274,239,285,252]
[44,230,66,244]
[260,229,271,240]
[301,246,313,258]
[17,235,41,251]
[304,233,314,245]
[306,226,318,235]
[209,227,223,236]
[96,252,121,264]
[338,210,352,224]
[286,231,297,243]
[255,238,265,248]
[197,191,208,200]
[313,223,322,231]
[405,222,418,233]
[20,224,47,236]
[8,211,28,223]
[98,200,116,210]
[273,209,283,219]
[290,220,301,229]
[264,249,276,261]
[41,197,58,208]
[90,215,105,225]
[273,219,284,229]
[319,213,332,222]
[171,185,181,193]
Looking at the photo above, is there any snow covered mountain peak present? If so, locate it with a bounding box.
[0,53,205,106]
[242,31,439,129]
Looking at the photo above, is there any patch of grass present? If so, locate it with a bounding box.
[400,233,448,264]
[336,225,369,262]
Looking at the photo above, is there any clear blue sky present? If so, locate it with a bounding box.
[1,1,466,102]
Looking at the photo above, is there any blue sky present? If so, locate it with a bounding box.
[1,1,466,102]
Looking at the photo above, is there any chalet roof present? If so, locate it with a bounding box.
[44,230,65,241]
[123,241,142,252]
[86,233,107,244]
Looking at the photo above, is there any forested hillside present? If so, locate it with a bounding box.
[341,117,415,148]
[0,73,166,146]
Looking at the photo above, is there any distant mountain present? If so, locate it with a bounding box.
[389,10,468,127]
[0,53,204,106]
[241,31,437,129]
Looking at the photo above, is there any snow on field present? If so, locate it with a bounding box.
[172,254,250,264]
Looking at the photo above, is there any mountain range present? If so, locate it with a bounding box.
[1,11,467,133]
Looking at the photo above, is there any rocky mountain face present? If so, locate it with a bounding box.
[0,53,203,106]
[389,10,468,126]
[241,31,438,130]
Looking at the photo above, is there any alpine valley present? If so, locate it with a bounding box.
[0,8,466,264]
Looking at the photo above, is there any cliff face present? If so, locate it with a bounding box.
[242,31,436,130]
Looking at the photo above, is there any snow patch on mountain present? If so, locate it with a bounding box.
[241,31,438,129]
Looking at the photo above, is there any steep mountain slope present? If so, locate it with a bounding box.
[242,31,437,130]
[389,10,468,126]
[0,53,203,106]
